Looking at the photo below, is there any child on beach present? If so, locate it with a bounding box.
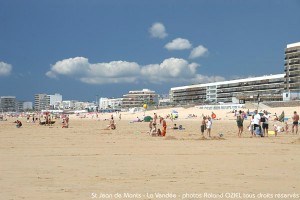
[200,116,206,135]
[206,117,212,137]
[285,122,289,134]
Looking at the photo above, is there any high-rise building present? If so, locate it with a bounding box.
[0,96,17,112]
[34,93,62,111]
[283,42,300,101]
[34,94,48,111]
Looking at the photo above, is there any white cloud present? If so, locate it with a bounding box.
[141,58,199,83]
[192,74,226,83]
[165,38,192,50]
[149,22,168,39]
[0,61,12,76]
[46,57,225,85]
[189,45,208,59]
[46,57,140,84]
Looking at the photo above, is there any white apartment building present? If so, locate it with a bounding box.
[99,98,123,110]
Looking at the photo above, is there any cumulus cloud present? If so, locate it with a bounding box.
[141,58,199,83]
[46,57,140,84]
[0,61,12,76]
[149,22,168,39]
[165,38,192,50]
[189,45,208,59]
[46,57,225,85]
[192,74,226,83]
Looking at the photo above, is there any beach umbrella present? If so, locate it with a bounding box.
[144,116,152,122]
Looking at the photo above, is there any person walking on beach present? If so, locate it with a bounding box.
[262,110,270,137]
[206,117,212,137]
[236,110,244,137]
[292,111,299,134]
[253,110,261,136]
[249,115,255,136]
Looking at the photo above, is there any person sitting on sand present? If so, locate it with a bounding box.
[62,117,69,128]
[105,117,116,130]
[15,120,22,128]
[150,123,158,136]
[274,124,284,137]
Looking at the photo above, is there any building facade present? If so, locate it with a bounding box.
[99,98,123,110]
[34,94,48,111]
[122,89,158,108]
[0,96,17,112]
[170,74,285,104]
[283,42,300,101]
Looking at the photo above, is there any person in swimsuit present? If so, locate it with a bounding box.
[292,111,299,134]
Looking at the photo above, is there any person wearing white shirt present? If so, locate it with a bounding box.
[253,110,262,136]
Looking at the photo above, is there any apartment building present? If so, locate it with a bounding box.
[122,89,158,108]
[0,96,17,112]
[283,42,300,100]
[170,74,285,104]
[34,93,62,111]
[99,98,123,110]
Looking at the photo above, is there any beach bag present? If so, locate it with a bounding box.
[255,126,261,135]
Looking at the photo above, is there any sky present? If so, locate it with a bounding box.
[0,0,300,102]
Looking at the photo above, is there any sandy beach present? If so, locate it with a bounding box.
[0,106,300,200]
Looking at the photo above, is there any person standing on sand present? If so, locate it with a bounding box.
[253,110,261,135]
[262,110,270,137]
[248,115,255,136]
[200,116,206,136]
[292,111,299,134]
[153,113,158,124]
[206,117,212,137]
[236,110,244,137]
[160,117,167,137]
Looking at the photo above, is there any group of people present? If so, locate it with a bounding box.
[236,109,299,137]
[147,113,167,137]
[200,116,212,137]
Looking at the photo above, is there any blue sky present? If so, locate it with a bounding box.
[0,0,299,102]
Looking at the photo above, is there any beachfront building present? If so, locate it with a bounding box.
[34,94,48,111]
[283,42,300,101]
[62,100,78,110]
[122,89,158,108]
[0,96,17,112]
[22,101,33,111]
[99,98,123,110]
[48,93,62,109]
[170,74,285,105]
[34,93,63,111]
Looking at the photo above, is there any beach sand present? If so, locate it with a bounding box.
[0,106,299,200]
